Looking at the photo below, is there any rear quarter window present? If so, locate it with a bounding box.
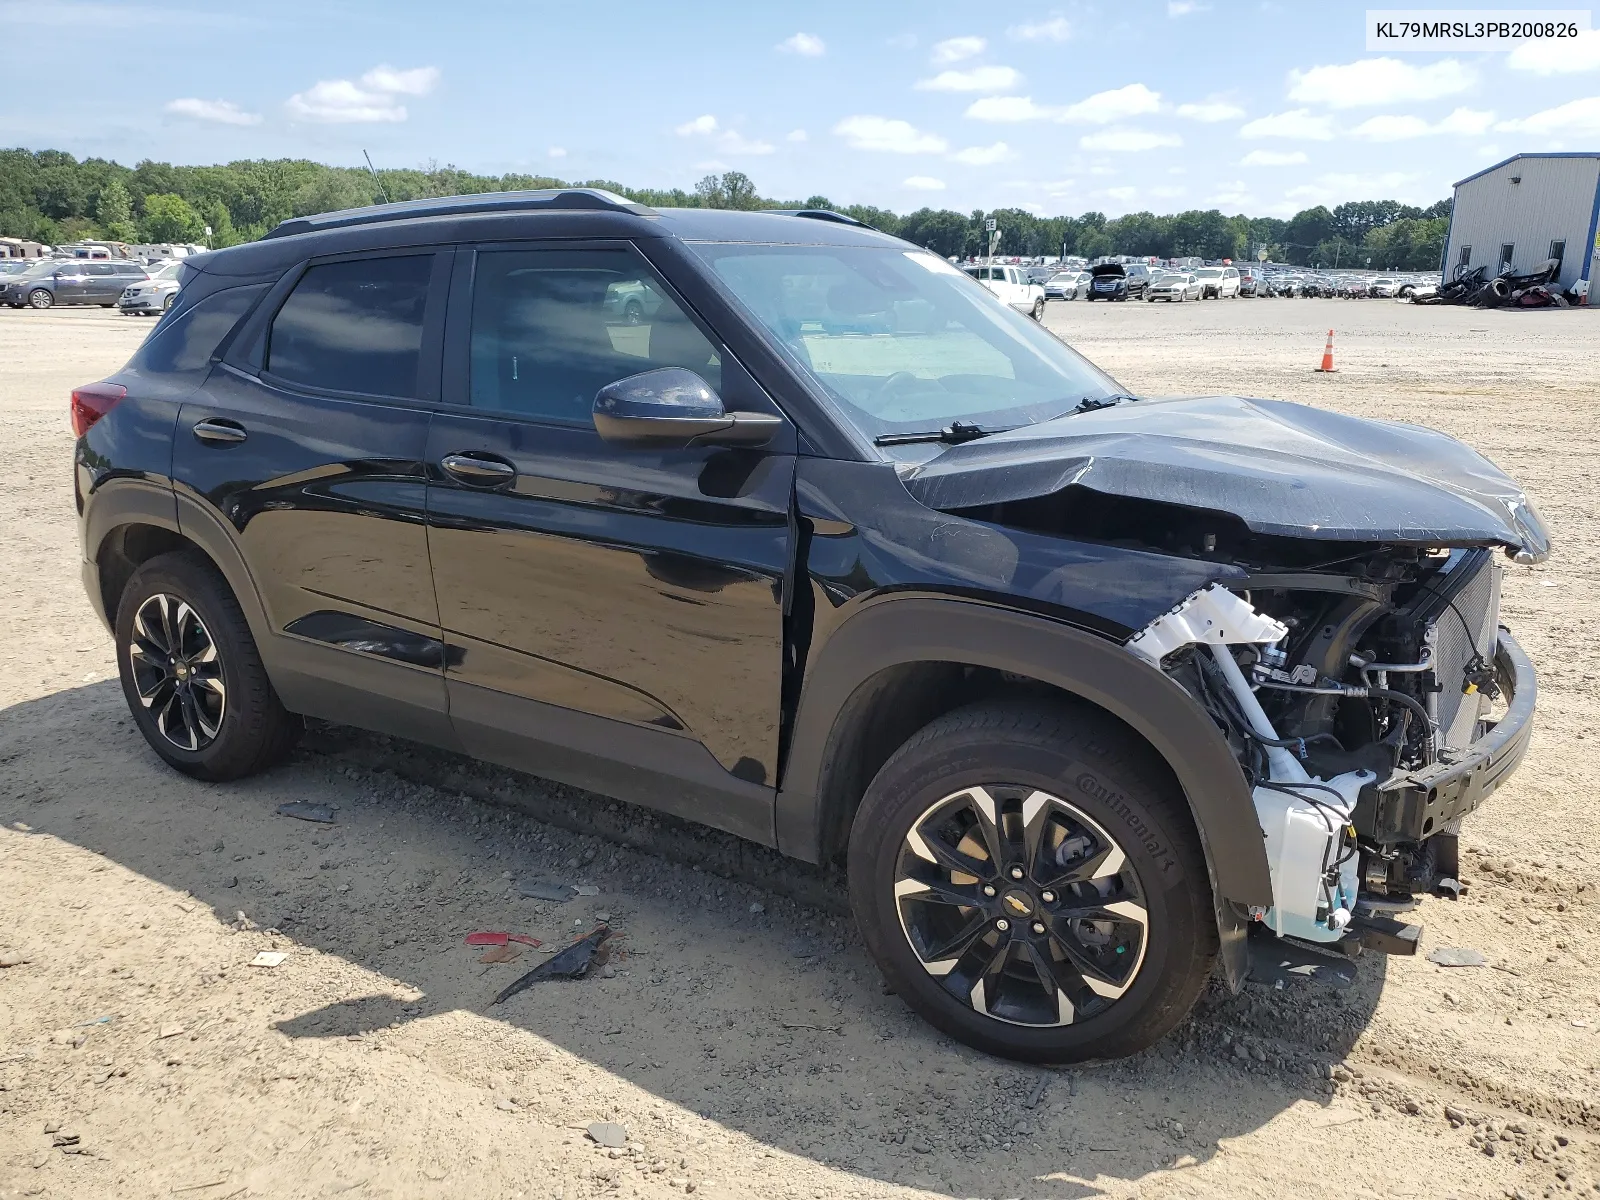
[127,284,267,376]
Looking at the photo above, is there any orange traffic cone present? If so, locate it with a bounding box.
[1314,329,1336,372]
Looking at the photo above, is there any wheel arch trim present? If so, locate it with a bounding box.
[776,595,1274,909]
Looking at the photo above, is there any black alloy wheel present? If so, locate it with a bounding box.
[115,551,300,780]
[849,699,1216,1062]
[127,592,226,751]
[892,783,1148,1027]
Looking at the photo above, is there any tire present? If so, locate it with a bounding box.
[1030,297,1045,321]
[622,299,644,325]
[163,292,175,310]
[100,301,115,308]
[848,698,1216,1063]
[115,550,300,781]
[28,289,52,309]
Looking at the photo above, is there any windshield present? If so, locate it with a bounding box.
[1195,268,1222,278]
[153,262,181,280]
[690,243,1121,439]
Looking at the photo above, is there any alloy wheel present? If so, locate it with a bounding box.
[127,593,227,751]
[893,784,1148,1027]
[28,289,52,309]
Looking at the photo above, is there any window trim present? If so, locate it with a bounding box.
[236,245,452,405]
[438,238,730,428]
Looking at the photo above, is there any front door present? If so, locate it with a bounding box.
[179,248,454,744]
[425,243,795,843]
[52,265,89,303]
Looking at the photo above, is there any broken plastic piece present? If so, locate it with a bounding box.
[490,926,613,1006]
[465,932,542,947]
[248,951,287,968]
[1125,583,1288,666]
[517,879,574,902]
[586,1121,627,1148]
[276,802,335,824]
[1426,945,1485,968]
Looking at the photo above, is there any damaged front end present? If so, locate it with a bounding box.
[901,394,1545,972]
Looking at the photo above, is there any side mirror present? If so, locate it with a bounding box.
[592,367,781,449]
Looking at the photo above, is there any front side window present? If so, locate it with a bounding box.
[468,247,720,424]
[266,254,433,397]
[690,242,1120,440]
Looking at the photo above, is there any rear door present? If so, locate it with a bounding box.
[424,240,796,842]
[179,248,455,745]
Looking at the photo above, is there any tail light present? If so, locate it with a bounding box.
[70,382,126,437]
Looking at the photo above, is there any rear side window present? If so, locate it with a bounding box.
[129,284,267,376]
[266,255,432,397]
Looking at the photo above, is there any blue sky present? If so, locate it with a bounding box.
[2,0,1597,216]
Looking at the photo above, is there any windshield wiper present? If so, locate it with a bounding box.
[1069,392,1140,415]
[874,420,1014,446]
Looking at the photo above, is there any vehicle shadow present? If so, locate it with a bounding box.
[0,682,1388,1197]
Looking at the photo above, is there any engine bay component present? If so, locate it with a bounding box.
[1126,584,1288,667]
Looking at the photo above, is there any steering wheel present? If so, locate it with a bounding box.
[869,370,922,407]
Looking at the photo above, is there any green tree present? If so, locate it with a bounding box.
[94,178,137,242]
[140,193,204,243]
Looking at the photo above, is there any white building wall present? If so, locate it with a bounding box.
[1444,154,1600,303]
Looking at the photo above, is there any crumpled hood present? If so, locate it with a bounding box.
[898,395,1550,560]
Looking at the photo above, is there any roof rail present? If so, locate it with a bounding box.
[262,188,656,241]
[761,208,870,229]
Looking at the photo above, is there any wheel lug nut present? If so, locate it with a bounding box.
[1032,921,1046,935]
[981,884,996,897]
[1009,866,1024,881]
[1041,890,1055,903]
[995,918,1009,932]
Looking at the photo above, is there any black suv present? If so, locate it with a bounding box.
[74,190,1545,1063]
[1086,261,1151,301]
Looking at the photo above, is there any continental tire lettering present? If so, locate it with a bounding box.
[1073,769,1178,877]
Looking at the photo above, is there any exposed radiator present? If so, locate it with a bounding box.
[1429,556,1503,751]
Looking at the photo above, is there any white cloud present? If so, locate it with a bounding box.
[1079,128,1182,151]
[1008,16,1071,42]
[1104,186,1138,201]
[965,95,1055,122]
[950,141,1014,164]
[359,65,439,96]
[916,65,1023,92]
[778,32,825,56]
[1287,57,1476,109]
[164,97,261,126]
[547,146,567,159]
[787,128,808,142]
[1168,1,1209,14]
[1211,181,1253,205]
[931,36,986,64]
[1495,96,1600,135]
[1239,108,1337,139]
[675,114,718,136]
[675,114,772,155]
[834,115,949,154]
[1284,171,1425,206]
[1351,107,1494,140]
[1240,149,1308,165]
[1507,28,1600,74]
[1149,185,1186,198]
[1059,83,1162,123]
[904,175,948,190]
[285,64,438,123]
[1176,99,1245,122]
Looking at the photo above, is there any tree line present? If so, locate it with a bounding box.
[0,148,1451,270]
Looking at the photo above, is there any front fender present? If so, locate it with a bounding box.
[776,594,1273,909]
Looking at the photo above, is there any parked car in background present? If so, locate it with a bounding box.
[1045,270,1091,300]
[964,264,1046,319]
[1146,272,1202,302]
[1086,262,1150,301]
[1193,267,1240,299]
[118,261,183,316]
[3,259,147,309]
[1237,266,1266,296]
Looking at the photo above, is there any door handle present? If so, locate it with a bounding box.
[440,452,516,486]
[192,418,247,445]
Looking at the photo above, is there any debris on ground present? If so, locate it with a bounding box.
[516,878,599,902]
[158,1023,186,1039]
[586,1121,628,1148]
[249,951,287,968]
[477,943,525,964]
[0,950,28,967]
[490,926,613,1006]
[72,1016,113,1028]
[1411,260,1581,308]
[276,801,336,824]
[1427,946,1487,968]
[1023,1075,1049,1109]
[465,931,541,948]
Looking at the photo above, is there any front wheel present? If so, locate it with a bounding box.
[115,551,300,781]
[28,289,52,309]
[848,699,1216,1063]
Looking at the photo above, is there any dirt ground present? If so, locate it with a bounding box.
[2,298,1598,1200]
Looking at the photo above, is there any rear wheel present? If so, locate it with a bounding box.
[1030,297,1045,321]
[115,551,300,781]
[848,699,1216,1062]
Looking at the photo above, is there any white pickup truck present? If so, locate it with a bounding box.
[963,264,1047,320]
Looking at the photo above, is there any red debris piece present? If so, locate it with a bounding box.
[465,931,542,948]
